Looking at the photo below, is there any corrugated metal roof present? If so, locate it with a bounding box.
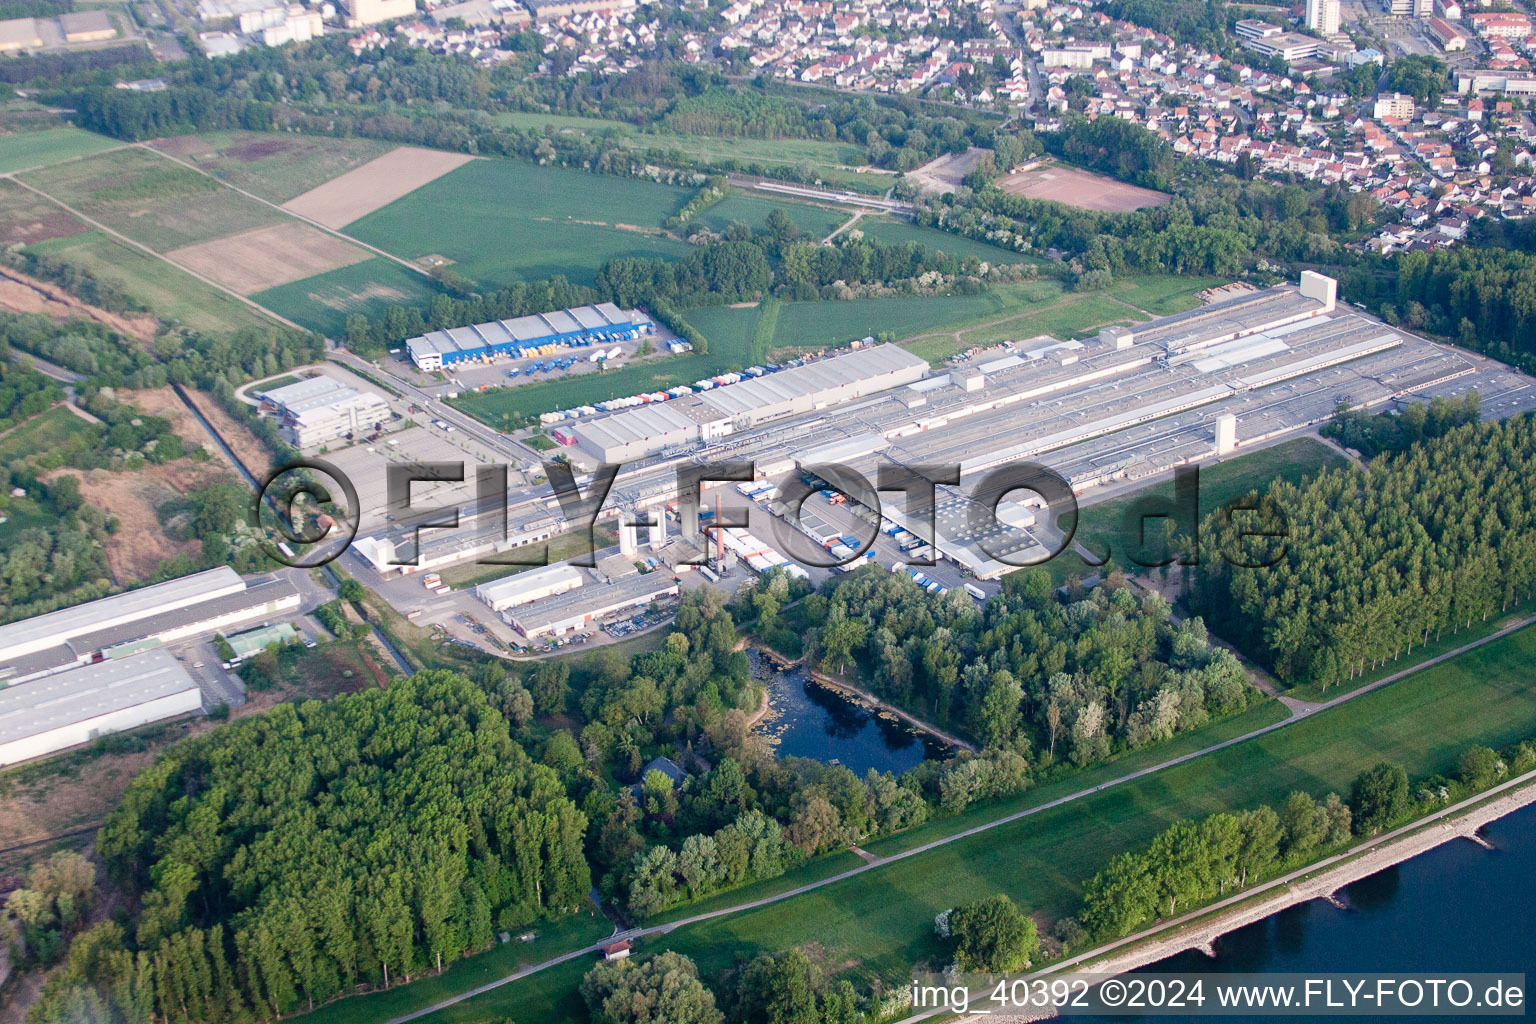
[0,649,198,745]
[0,568,244,662]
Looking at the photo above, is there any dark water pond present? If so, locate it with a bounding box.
[749,650,948,776]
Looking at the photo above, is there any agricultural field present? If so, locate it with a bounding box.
[0,177,88,246]
[342,158,692,289]
[387,622,1536,1024]
[254,257,441,339]
[150,131,398,204]
[281,147,476,229]
[492,112,882,192]
[0,126,121,175]
[167,223,373,295]
[18,147,287,252]
[24,230,273,334]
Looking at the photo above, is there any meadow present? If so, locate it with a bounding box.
[343,158,693,289]
[0,406,90,463]
[857,217,1037,265]
[695,194,846,239]
[492,112,882,192]
[25,230,274,334]
[448,270,1216,426]
[254,257,442,338]
[384,622,1536,1023]
[150,131,397,204]
[18,147,286,252]
[0,126,120,175]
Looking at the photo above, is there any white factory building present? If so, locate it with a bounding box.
[476,564,585,612]
[0,650,202,766]
[0,567,301,685]
[256,375,392,449]
[504,573,680,640]
[0,568,303,763]
[574,344,929,463]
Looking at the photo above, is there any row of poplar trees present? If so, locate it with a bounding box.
[1192,415,1536,688]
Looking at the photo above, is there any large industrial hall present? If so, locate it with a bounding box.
[348,273,1536,591]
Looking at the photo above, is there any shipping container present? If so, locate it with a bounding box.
[964,583,986,601]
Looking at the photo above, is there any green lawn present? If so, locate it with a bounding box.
[254,257,442,338]
[0,127,121,174]
[343,158,693,290]
[23,231,272,333]
[695,194,846,239]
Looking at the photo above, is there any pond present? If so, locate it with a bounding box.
[749,650,949,776]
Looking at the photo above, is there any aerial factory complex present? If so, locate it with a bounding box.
[352,272,1535,597]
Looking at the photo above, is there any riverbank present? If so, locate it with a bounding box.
[962,772,1536,1023]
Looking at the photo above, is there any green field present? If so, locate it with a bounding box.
[858,218,1036,266]
[0,406,90,463]
[393,623,1536,1022]
[449,273,1215,428]
[24,230,273,333]
[492,112,882,192]
[150,131,397,204]
[254,257,442,338]
[19,147,286,252]
[901,275,1219,363]
[0,127,121,174]
[695,194,847,239]
[343,158,692,289]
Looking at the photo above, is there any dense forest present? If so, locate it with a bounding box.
[69,671,590,1023]
[799,568,1255,763]
[1192,414,1536,688]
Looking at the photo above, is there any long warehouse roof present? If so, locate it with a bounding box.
[0,567,244,662]
[0,649,198,746]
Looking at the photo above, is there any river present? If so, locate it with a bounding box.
[1071,802,1536,1021]
[750,651,948,776]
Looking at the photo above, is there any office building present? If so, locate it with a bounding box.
[256,375,391,449]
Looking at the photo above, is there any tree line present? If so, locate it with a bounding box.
[1191,414,1536,688]
[1062,737,1534,947]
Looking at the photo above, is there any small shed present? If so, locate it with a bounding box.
[600,940,632,962]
